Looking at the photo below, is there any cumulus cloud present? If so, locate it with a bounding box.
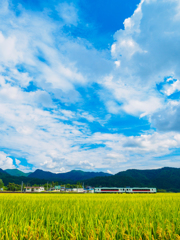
[59,167,67,173]
[99,0,180,118]
[0,152,15,169]
[0,0,180,173]
[162,79,180,96]
[79,160,94,169]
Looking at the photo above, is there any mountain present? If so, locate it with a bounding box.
[84,167,180,192]
[0,169,54,186]
[28,169,111,181]
[5,169,32,177]
[0,168,10,177]
[2,167,180,192]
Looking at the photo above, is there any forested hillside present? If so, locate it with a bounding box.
[28,169,111,181]
[84,167,180,192]
[1,167,180,192]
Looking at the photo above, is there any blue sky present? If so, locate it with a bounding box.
[0,0,180,174]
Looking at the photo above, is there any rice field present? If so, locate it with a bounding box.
[0,193,180,240]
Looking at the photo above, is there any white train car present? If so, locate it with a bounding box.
[126,188,156,193]
[94,187,156,193]
[94,187,124,193]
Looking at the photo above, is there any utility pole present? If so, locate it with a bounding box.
[21,181,23,192]
[47,182,48,191]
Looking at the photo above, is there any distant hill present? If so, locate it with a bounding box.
[0,168,111,186]
[84,167,180,192]
[5,169,32,177]
[2,167,180,192]
[28,169,111,181]
[0,168,53,186]
[0,168,10,177]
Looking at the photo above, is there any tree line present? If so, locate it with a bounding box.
[0,179,82,191]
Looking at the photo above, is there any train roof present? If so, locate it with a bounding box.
[94,187,156,189]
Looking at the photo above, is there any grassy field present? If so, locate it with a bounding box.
[0,193,180,239]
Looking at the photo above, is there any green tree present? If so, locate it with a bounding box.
[7,183,21,191]
[76,182,83,188]
[0,179,4,188]
[157,189,167,193]
[44,183,51,191]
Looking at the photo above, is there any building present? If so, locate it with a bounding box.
[87,189,94,193]
[50,185,61,192]
[25,186,45,192]
[61,186,66,191]
[65,188,72,192]
[55,185,61,191]
[85,186,94,193]
[72,188,84,193]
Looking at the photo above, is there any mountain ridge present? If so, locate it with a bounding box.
[28,169,111,181]
[1,167,180,191]
[5,169,32,177]
[84,167,180,192]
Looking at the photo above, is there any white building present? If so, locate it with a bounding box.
[87,189,94,193]
[72,188,84,193]
[25,186,45,192]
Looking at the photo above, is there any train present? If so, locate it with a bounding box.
[94,187,157,193]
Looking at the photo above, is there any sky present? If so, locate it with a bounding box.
[0,0,180,174]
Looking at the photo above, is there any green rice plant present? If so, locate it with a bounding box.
[0,193,180,239]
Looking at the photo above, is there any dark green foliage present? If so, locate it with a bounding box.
[2,167,180,192]
[0,169,9,176]
[84,167,180,192]
[0,169,74,187]
[0,179,4,188]
[1,168,111,184]
[44,183,51,191]
[65,183,83,188]
[157,189,167,192]
[7,183,21,191]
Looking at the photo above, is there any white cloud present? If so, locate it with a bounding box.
[0,0,180,174]
[0,152,15,169]
[56,2,79,26]
[0,31,23,64]
[101,74,163,116]
[0,0,110,95]
[100,0,180,118]
[15,159,21,165]
[59,167,67,173]
[79,160,94,169]
[163,79,180,96]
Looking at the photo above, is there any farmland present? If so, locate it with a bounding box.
[0,193,180,239]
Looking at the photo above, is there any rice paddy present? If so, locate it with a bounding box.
[0,193,180,239]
